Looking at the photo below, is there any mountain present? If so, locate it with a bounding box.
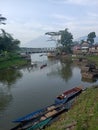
[25,35,56,48]
[75,36,98,43]
[24,35,98,48]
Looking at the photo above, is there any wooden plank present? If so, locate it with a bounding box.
[47,106,56,111]
[45,110,57,118]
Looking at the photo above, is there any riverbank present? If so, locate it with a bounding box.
[46,86,98,130]
[0,53,29,69]
[86,55,98,66]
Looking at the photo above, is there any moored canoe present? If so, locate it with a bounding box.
[55,86,83,104]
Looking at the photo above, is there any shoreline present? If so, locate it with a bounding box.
[0,54,30,70]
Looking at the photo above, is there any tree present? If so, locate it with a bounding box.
[0,29,20,52]
[45,31,61,48]
[0,14,7,25]
[0,14,20,53]
[45,28,73,54]
[87,32,96,45]
[60,28,73,53]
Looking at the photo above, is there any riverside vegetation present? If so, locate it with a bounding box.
[86,55,98,66]
[0,53,28,69]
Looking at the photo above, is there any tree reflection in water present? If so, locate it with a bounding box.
[0,68,22,86]
[47,60,73,82]
[0,68,22,111]
[0,91,12,111]
[59,61,73,82]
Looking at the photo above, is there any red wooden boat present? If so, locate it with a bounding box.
[40,64,47,69]
[55,86,83,104]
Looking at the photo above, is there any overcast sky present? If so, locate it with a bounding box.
[0,0,98,47]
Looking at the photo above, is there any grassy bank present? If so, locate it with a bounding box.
[86,55,98,66]
[46,86,98,130]
[0,53,28,69]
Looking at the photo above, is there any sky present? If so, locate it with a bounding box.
[0,0,98,47]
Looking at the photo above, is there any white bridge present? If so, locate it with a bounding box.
[20,47,56,53]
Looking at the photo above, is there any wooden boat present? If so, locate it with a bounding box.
[40,63,47,69]
[11,102,69,130]
[11,117,52,130]
[12,102,62,123]
[55,86,83,104]
[12,108,46,123]
[12,86,83,124]
[47,53,56,58]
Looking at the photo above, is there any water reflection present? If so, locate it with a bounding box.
[81,77,97,83]
[0,91,12,111]
[0,54,98,130]
[59,61,73,82]
[47,60,73,82]
[0,69,23,86]
[0,69,22,111]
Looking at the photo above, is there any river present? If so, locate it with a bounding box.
[0,53,98,130]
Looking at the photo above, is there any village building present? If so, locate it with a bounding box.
[81,41,89,53]
[72,41,98,55]
[89,44,98,55]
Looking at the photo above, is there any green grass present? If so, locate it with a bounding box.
[86,55,98,66]
[0,53,28,69]
[0,59,28,69]
[46,87,98,130]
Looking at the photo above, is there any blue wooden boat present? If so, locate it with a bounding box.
[11,117,52,130]
[12,86,83,124]
[11,102,69,130]
[55,86,83,104]
[12,108,45,123]
[12,102,61,123]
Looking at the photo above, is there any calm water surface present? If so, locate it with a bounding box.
[0,53,98,130]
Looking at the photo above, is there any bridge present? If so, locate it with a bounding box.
[20,47,56,53]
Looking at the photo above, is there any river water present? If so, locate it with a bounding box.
[0,53,98,130]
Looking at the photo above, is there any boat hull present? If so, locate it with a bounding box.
[27,117,52,130]
[55,87,83,104]
[11,102,68,130]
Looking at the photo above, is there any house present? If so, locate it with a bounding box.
[81,42,89,53]
[89,44,98,55]
[72,44,81,54]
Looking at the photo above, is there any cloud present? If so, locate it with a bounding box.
[50,17,98,39]
[51,14,74,21]
[51,0,98,6]
[1,0,98,47]
[87,12,98,18]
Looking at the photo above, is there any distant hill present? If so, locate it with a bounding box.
[24,35,98,48]
[75,36,98,43]
[25,35,56,48]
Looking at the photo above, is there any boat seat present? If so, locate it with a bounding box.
[40,116,46,121]
[47,106,56,111]
[45,110,57,118]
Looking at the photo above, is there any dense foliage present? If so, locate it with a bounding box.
[0,14,20,53]
[45,28,73,54]
[0,29,20,53]
[60,29,73,53]
[87,32,96,45]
